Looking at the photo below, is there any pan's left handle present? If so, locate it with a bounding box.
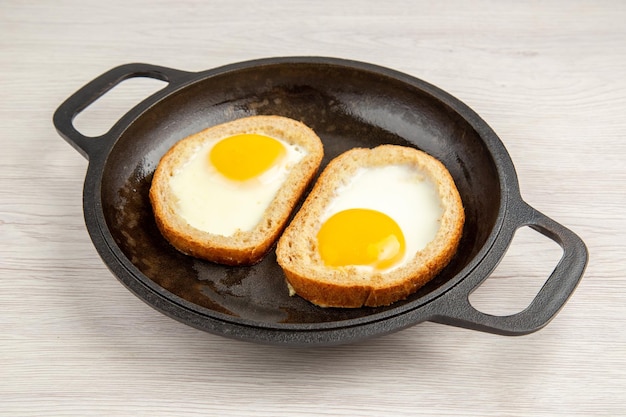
[53,63,193,159]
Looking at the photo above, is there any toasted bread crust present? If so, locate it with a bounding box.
[276,145,464,307]
[149,115,324,265]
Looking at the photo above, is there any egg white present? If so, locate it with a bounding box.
[169,136,306,236]
[320,164,443,272]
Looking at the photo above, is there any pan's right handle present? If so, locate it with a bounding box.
[428,200,588,335]
[53,63,193,159]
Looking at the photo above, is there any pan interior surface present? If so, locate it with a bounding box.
[100,62,501,326]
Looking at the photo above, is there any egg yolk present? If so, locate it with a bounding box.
[209,133,286,181]
[317,208,406,270]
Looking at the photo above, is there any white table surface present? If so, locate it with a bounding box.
[2,0,625,415]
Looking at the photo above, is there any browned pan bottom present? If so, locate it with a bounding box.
[101,61,500,324]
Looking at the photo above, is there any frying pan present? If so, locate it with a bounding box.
[53,57,588,346]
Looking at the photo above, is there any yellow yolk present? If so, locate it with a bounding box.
[209,133,286,181]
[317,208,406,270]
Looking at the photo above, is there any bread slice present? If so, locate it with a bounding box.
[276,145,464,308]
[149,115,324,265]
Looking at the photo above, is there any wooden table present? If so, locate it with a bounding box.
[2,1,625,415]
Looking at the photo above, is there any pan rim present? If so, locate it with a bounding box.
[85,56,517,337]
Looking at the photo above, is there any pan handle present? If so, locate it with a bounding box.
[428,200,588,335]
[53,63,193,159]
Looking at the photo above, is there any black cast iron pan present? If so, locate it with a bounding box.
[53,57,588,346]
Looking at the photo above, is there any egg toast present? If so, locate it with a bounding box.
[149,115,324,265]
[276,145,464,307]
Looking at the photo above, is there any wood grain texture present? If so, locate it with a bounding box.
[2,0,625,415]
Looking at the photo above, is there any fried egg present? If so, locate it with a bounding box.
[316,164,443,272]
[169,133,306,236]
